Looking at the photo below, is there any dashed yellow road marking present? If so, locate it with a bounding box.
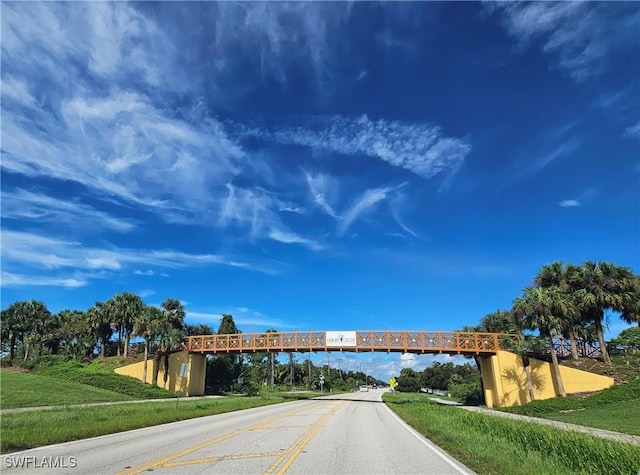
[116,402,328,475]
[264,401,347,475]
[163,451,284,468]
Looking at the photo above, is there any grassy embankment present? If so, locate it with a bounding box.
[498,377,640,436]
[383,388,640,475]
[0,363,321,454]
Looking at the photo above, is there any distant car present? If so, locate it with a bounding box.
[359,385,369,392]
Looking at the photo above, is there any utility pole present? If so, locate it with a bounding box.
[289,353,294,388]
[308,355,311,390]
[270,352,275,389]
[326,352,331,377]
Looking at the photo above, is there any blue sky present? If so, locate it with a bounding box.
[1,2,639,379]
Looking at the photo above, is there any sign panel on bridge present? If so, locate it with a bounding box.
[326,331,357,347]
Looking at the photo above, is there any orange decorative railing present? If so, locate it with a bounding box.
[186,331,519,355]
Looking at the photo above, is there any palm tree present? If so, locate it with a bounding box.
[87,301,113,358]
[161,298,185,328]
[620,274,640,327]
[0,301,37,365]
[535,261,588,360]
[111,292,144,358]
[148,299,186,387]
[9,300,52,362]
[512,286,575,397]
[568,261,635,366]
[56,310,94,360]
[134,305,163,383]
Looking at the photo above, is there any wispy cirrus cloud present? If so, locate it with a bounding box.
[625,122,640,139]
[304,171,339,218]
[1,189,135,233]
[268,229,323,251]
[489,2,640,82]
[252,115,470,181]
[185,306,300,331]
[559,199,580,208]
[0,229,275,289]
[339,186,395,237]
[218,184,322,250]
[0,271,88,289]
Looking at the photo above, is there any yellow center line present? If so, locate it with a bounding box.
[116,402,328,475]
[264,401,347,475]
[163,451,284,468]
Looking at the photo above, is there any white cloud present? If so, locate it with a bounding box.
[134,270,155,276]
[250,115,471,181]
[209,3,353,87]
[219,184,321,249]
[186,307,299,331]
[0,76,36,108]
[624,122,640,139]
[339,186,394,236]
[138,289,156,299]
[268,229,323,251]
[559,199,580,208]
[390,192,419,238]
[304,171,339,218]
[0,271,87,288]
[400,353,418,369]
[0,230,273,289]
[1,189,135,233]
[491,2,640,81]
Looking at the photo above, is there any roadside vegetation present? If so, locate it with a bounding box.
[498,377,640,436]
[384,392,640,475]
[0,392,318,454]
[0,370,135,409]
[0,298,381,398]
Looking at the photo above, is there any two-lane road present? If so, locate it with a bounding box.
[2,389,474,474]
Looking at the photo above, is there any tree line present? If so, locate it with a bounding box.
[392,260,639,403]
[0,295,382,394]
[465,260,639,401]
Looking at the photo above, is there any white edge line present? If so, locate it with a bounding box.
[381,394,475,475]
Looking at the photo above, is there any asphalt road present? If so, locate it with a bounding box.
[1,389,474,475]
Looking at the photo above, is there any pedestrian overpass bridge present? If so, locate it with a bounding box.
[186,330,518,355]
[115,330,615,409]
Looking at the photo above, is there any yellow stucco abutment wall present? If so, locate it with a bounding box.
[480,350,614,408]
[114,351,206,396]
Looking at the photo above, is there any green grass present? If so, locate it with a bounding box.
[499,378,640,435]
[0,394,314,454]
[35,360,177,399]
[541,400,640,435]
[384,392,640,475]
[0,370,134,408]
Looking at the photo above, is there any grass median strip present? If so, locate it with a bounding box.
[0,395,313,454]
[383,392,640,475]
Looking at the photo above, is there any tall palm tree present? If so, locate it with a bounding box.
[0,301,43,365]
[568,261,635,366]
[111,292,144,358]
[134,305,163,384]
[535,261,584,360]
[148,299,186,387]
[620,274,640,327]
[161,298,186,328]
[512,286,574,397]
[87,301,113,358]
[12,300,52,362]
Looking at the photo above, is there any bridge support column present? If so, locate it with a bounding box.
[479,354,503,409]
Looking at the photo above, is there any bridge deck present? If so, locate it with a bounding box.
[186,331,518,355]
